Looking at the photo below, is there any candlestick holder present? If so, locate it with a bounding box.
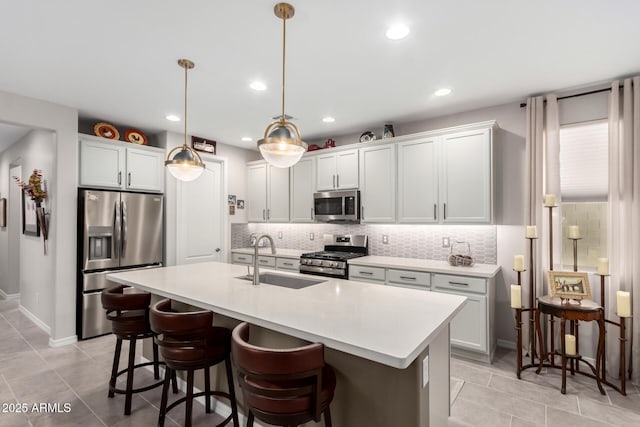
[526,237,539,362]
[568,237,582,272]
[545,205,556,271]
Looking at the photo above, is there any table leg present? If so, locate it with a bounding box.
[595,314,606,395]
[516,308,523,379]
[575,321,580,374]
[550,317,555,367]
[561,319,567,394]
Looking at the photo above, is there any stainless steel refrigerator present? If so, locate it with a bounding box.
[77,189,164,339]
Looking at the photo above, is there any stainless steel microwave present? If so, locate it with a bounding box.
[313,190,360,223]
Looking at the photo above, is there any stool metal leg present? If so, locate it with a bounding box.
[186,369,195,427]
[204,367,211,413]
[225,356,240,427]
[324,407,333,427]
[125,338,137,415]
[109,338,123,398]
[159,367,171,427]
[153,339,160,380]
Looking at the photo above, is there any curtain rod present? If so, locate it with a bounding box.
[519,87,613,108]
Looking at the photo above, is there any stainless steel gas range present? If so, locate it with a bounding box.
[299,234,368,279]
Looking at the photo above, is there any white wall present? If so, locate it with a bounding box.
[0,130,56,325]
[0,90,78,344]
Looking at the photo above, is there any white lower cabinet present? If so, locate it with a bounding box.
[231,252,300,273]
[232,253,253,265]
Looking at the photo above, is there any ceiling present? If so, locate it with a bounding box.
[1,1,639,151]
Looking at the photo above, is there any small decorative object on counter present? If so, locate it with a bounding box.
[447,241,474,266]
[13,169,49,254]
[383,123,395,139]
[359,131,375,142]
[324,138,336,148]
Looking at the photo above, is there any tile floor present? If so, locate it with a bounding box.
[1,297,638,427]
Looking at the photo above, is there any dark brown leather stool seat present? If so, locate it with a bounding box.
[101,285,175,416]
[150,299,239,427]
[232,322,336,427]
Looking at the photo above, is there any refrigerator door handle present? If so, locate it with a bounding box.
[121,200,127,257]
[114,200,121,258]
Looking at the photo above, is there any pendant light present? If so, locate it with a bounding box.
[257,3,307,168]
[165,59,205,181]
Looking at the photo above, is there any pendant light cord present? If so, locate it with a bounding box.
[281,12,287,121]
[183,62,189,149]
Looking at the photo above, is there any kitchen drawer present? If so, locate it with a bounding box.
[349,265,385,282]
[232,253,253,265]
[276,258,300,271]
[257,256,276,268]
[387,269,431,288]
[433,274,486,294]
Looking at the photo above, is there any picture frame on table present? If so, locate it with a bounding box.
[22,194,40,237]
[547,270,591,300]
[191,136,216,154]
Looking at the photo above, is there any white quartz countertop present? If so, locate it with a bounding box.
[349,256,501,278]
[231,248,306,259]
[108,262,466,369]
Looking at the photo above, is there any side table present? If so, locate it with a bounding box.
[534,296,605,395]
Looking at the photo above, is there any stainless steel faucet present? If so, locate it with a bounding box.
[253,234,276,285]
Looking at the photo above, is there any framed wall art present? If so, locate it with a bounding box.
[22,193,40,237]
[192,136,216,154]
[547,270,591,300]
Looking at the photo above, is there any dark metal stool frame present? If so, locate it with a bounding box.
[231,322,335,427]
[150,299,239,427]
[102,285,175,416]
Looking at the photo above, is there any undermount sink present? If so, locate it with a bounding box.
[236,273,325,289]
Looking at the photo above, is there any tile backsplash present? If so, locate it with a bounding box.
[231,223,497,264]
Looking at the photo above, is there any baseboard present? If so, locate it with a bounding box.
[19,304,50,334]
[0,289,20,300]
[141,356,265,427]
[49,335,78,347]
[497,339,517,350]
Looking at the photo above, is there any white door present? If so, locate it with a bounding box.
[267,165,290,222]
[360,145,396,223]
[316,153,337,191]
[290,157,316,223]
[247,163,267,222]
[397,137,439,223]
[335,149,359,189]
[176,160,225,264]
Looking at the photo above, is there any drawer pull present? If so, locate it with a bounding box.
[449,281,469,286]
[400,276,416,280]
[283,262,293,266]
[359,271,373,275]
[237,257,246,260]
[259,260,269,264]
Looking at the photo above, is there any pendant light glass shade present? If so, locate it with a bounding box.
[165,59,205,181]
[258,3,307,168]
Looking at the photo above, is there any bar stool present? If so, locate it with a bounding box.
[150,299,240,427]
[231,322,336,427]
[101,285,171,415]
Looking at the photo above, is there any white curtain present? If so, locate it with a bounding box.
[524,95,560,351]
[607,77,640,383]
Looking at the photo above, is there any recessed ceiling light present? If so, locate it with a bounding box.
[385,24,410,40]
[241,137,253,142]
[322,116,335,123]
[434,88,452,97]
[165,114,181,122]
[250,81,267,91]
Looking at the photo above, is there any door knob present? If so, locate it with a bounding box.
[215,248,221,252]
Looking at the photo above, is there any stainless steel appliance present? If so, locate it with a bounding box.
[299,234,368,279]
[313,190,360,223]
[77,189,164,339]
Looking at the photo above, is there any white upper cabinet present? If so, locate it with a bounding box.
[397,137,439,223]
[316,149,359,191]
[246,161,290,223]
[440,128,492,223]
[360,144,396,223]
[79,136,164,193]
[290,157,316,223]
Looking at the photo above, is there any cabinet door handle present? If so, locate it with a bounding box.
[332,174,336,189]
[444,203,447,220]
[400,276,417,281]
[118,171,122,185]
[336,174,340,188]
[448,281,469,286]
[434,204,437,221]
[361,205,364,220]
[263,209,266,220]
[267,209,270,220]
[127,172,131,187]
[359,271,373,275]
[310,208,314,220]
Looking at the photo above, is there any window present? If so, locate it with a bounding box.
[559,120,608,269]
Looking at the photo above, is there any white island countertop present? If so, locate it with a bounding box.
[108,261,466,369]
[350,255,501,278]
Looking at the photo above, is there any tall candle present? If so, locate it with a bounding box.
[568,225,580,239]
[526,225,537,238]
[565,334,576,356]
[617,291,631,317]
[596,258,609,275]
[513,255,525,271]
[510,285,522,309]
[544,194,556,207]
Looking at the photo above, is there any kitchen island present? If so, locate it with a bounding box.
[108,261,466,427]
